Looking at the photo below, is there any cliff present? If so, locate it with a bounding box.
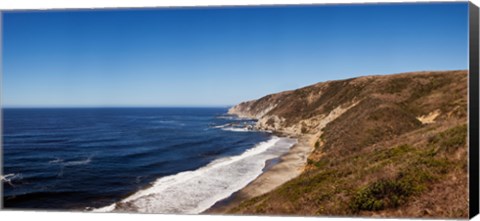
[227,70,468,218]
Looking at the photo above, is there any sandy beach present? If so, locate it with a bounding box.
[205,135,314,214]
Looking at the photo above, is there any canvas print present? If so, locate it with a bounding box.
[1,2,475,219]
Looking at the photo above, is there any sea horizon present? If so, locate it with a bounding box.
[1,106,235,110]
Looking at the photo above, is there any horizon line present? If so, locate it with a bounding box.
[1,105,235,109]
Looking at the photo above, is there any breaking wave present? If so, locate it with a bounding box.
[93,136,296,214]
[1,173,23,187]
[221,127,254,132]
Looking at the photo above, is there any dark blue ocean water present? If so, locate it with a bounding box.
[2,108,273,210]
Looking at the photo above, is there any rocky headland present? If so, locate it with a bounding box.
[218,70,468,218]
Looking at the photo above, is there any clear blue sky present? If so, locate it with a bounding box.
[2,2,469,107]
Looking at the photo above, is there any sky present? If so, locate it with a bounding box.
[2,2,469,107]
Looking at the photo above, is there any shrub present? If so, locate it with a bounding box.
[314,158,330,168]
[350,179,412,212]
[428,124,467,153]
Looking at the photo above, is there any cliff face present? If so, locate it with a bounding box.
[228,70,469,218]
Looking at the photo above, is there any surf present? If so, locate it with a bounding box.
[93,136,296,214]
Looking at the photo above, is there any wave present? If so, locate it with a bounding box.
[48,156,94,177]
[221,127,254,132]
[211,124,230,129]
[64,157,92,166]
[93,136,297,214]
[49,158,64,164]
[152,120,186,126]
[1,173,23,187]
[49,156,93,166]
[211,123,256,132]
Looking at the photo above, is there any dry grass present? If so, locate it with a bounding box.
[227,70,468,218]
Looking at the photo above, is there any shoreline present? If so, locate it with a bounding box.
[204,134,314,214]
[93,134,299,214]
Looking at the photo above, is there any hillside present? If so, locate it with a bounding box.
[226,70,468,218]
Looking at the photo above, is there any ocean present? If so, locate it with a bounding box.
[2,108,296,213]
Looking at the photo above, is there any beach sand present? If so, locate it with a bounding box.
[205,135,314,214]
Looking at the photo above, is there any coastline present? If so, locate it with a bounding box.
[91,111,315,214]
[205,134,314,214]
[93,134,298,214]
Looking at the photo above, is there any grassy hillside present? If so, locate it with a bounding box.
[227,70,468,218]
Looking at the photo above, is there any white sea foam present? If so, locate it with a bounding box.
[221,127,254,132]
[63,157,92,166]
[93,136,297,214]
[211,124,229,129]
[50,156,93,166]
[216,116,239,120]
[1,173,23,187]
[49,158,64,164]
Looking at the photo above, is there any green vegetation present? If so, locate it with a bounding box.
[314,135,324,149]
[371,144,414,161]
[312,158,329,168]
[231,124,467,217]
[349,125,467,213]
[362,127,390,147]
[428,124,467,153]
[350,145,452,212]
[350,179,411,211]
